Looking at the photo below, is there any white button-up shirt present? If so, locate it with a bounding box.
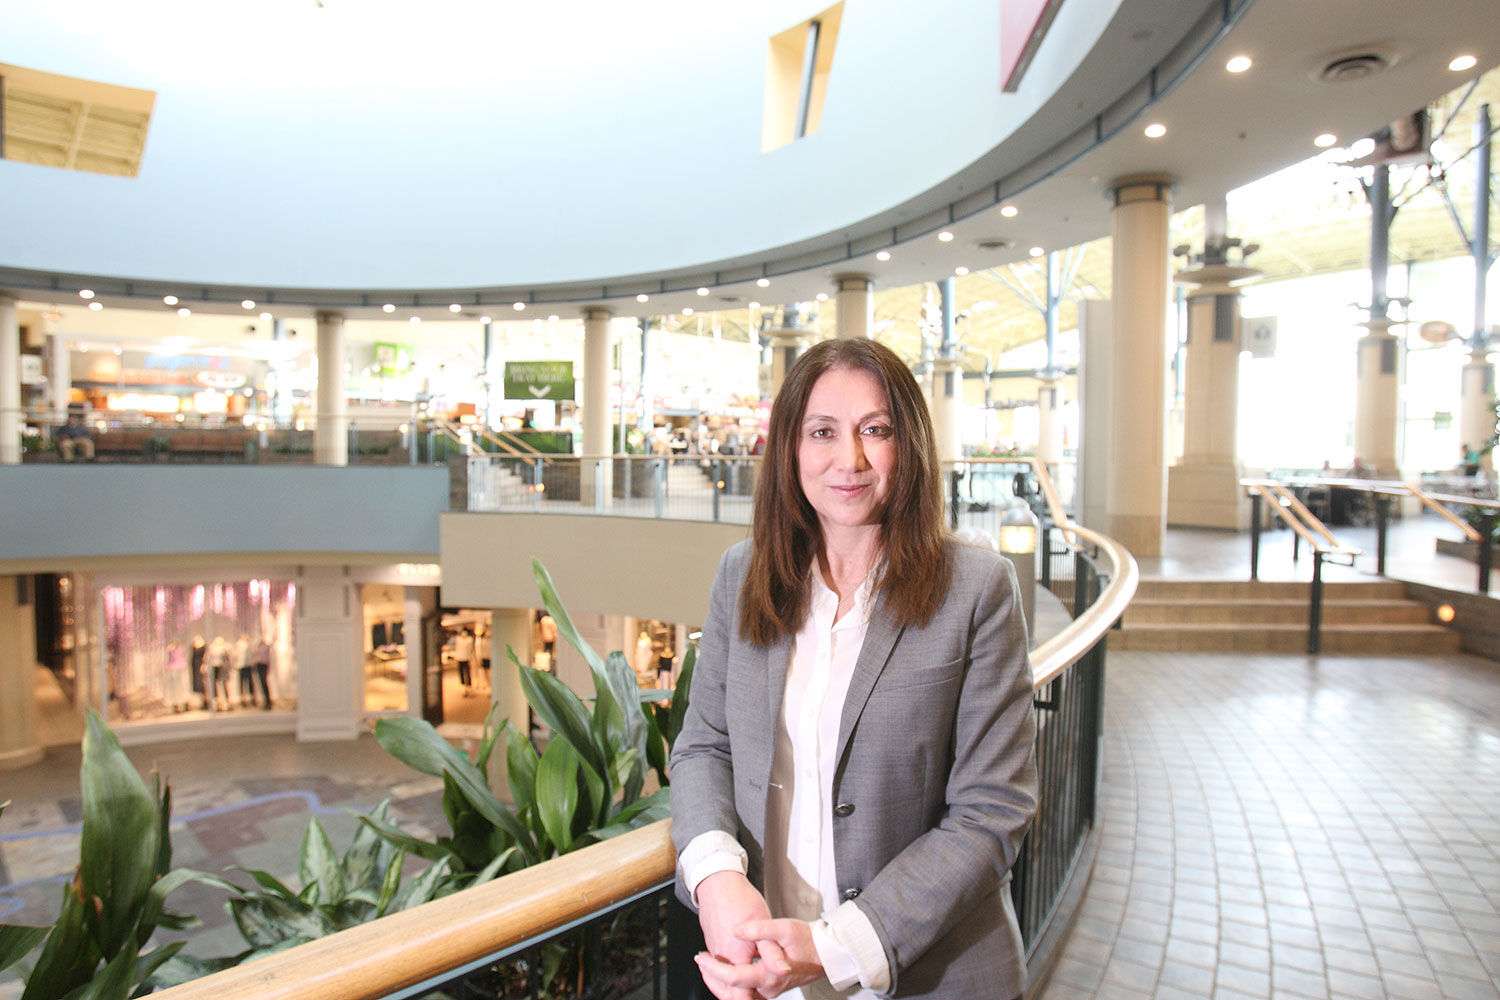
[682,568,890,999]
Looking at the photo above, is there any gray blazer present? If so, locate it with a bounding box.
[670,538,1038,998]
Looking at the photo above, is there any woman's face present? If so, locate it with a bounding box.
[797,366,897,534]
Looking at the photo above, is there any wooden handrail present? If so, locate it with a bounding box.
[1404,482,1486,541]
[152,458,1129,1000]
[153,823,677,1000]
[1241,479,1360,558]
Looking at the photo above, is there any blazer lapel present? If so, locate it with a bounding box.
[835,596,904,764]
[764,633,793,732]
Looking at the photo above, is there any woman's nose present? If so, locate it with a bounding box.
[838,430,868,470]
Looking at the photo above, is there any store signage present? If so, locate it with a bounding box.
[504,361,575,400]
[374,342,413,376]
[194,370,248,390]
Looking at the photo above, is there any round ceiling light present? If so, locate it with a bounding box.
[512,302,526,311]
[875,250,892,261]
[1226,55,1252,73]
[756,277,770,288]
[88,301,103,311]
[1029,246,1045,257]
[636,293,649,303]
[163,295,179,306]
[241,299,256,309]
[1000,205,1019,218]
[1314,133,1338,147]
[937,231,954,242]
[1144,122,1167,138]
[79,289,94,299]
[382,303,395,313]
[696,287,710,296]
[1449,54,1477,72]
[954,266,969,276]
[449,303,462,313]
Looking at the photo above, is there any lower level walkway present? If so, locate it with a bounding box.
[1040,648,1500,1000]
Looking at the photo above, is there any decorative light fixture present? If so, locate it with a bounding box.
[1450,54,1478,72]
[449,303,462,313]
[937,231,954,242]
[382,303,396,313]
[1314,133,1338,148]
[163,295,179,306]
[241,299,256,309]
[1000,205,1019,218]
[636,293,650,303]
[1144,122,1167,138]
[79,289,95,299]
[875,250,892,261]
[756,277,770,288]
[1225,55,1252,73]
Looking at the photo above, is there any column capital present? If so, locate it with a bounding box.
[1108,173,1175,205]
[582,305,613,322]
[315,310,345,325]
[0,291,19,308]
[1357,317,1403,336]
[1175,264,1263,296]
[833,273,874,292]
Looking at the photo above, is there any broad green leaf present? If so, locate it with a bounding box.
[578,789,670,845]
[232,868,304,903]
[514,657,606,781]
[503,723,539,820]
[642,707,668,786]
[23,879,100,1000]
[298,818,345,906]
[128,940,184,995]
[475,705,503,776]
[229,895,331,947]
[469,846,517,887]
[79,710,159,959]
[374,717,536,863]
[0,925,47,974]
[356,813,457,865]
[143,952,241,991]
[342,800,394,893]
[152,773,173,879]
[374,847,407,918]
[71,928,136,1000]
[530,559,606,676]
[576,751,606,837]
[609,748,638,802]
[392,858,453,912]
[139,868,208,934]
[535,738,581,855]
[667,643,696,748]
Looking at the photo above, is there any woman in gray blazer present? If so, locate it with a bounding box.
[671,339,1038,999]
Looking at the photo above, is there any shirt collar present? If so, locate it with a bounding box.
[809,563,879,631]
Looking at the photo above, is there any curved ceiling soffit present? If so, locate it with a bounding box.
[0,0,1246,313]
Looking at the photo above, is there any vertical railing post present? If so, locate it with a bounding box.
[653,459,665,519]
[349,422,358,465]
[1479,512,1496,595]
[948,466,961,531]
[532,458,544,512]
[623,452,632,501]
[1374,493,1390,576]
[1040,522,1052,589]
[1308,551,1324,654]
[594,458,605,512]
[712,460,722,522]
[1249,490,1262,581]
[407,424,417,465]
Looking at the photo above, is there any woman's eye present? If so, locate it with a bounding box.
[809,427,832,439]
[864,425,891,437]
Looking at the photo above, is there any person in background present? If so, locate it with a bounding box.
[234,634,253,707]
[253,634,273,709]
[190,636,207,709]
[453,627,475,696]
[57,410,95,462]
[476,625,492,693]
[166,640,190,713]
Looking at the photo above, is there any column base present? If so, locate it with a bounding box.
[1168,461,1249,530]
[0,742,43,770]
[1108,513,1164,558]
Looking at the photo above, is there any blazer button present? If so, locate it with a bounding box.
[843,888,861,901]
[834,802,855,817]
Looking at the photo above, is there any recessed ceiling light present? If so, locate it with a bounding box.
[1314,133,1338,148]
[875,250,892,261]
[955,266,969,276]
[816,292,830,302]
[449,303,462,313]
[748,301,761,309]
[259,312,272,321]
[382,303,395,313]
[756,278,771,288]
[1349,137,1377,158]
[548,315,559,322]
[937,231,954,242]
[636,293,650,303]
[513,302,526,311]
[1029,246,1045,257]
[1225,55,1252,73]
[1000,205,1019,218]
[177,307,192,317]
[696,287,710,296]
[683,307,695,315]
[241,299,256,310]
[88,301,103,311]
[1449,54,1478,72]
[479,315,492,324]
[1144,122,1167,138]
[410,316,421,325]
[79,289,94,299]
[163,294,179,306]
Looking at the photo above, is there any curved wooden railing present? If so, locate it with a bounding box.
[154,461,1136,1000]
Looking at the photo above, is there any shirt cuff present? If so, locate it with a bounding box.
[815,901,892,993]
[680,830,748,906]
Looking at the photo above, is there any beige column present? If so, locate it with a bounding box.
[0,294,20,466]
[294,564,359,741]
[1167,265,1258,529]
[488,607,532,731]
[833,275,874,340]
[1105,175,1173,557]
[0,576,43,769]
[581,306,614,505]
[47,332,71,421]
[1036,376,1064,466]
[1460,348,1496,473]
[931,356,964,463]
[1353,318,1401,476]
[315,311,349,466]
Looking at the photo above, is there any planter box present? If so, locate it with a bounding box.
[1435,536,1500,565]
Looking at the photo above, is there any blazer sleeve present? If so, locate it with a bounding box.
[668,544,746,905]
[854,552,1039,989]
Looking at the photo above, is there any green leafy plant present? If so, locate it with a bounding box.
[0,711,198,1000]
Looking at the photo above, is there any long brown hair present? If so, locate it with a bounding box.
[739,338,950,645]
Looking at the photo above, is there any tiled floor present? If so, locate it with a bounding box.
[1037,648,1500,1000]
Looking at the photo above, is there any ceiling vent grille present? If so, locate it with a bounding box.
[1,63,155,177]
[1315,50,1396,84]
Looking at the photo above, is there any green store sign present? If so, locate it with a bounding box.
[504,361,575,401]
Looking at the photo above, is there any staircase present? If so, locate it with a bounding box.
[1110,579,1462,654]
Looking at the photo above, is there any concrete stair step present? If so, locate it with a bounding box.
[1133,578,1407,601]
[1126,598,1433,626]
[1108,623,1462,654]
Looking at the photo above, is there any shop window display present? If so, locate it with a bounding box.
[100,579,297,723]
